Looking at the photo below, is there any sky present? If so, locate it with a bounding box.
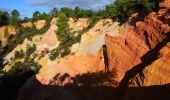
[0,0,114,18]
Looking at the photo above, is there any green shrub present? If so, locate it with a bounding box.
[49,13,81,60]
[14,49,24,59]
[4,28,9,38]
[9,9,20,26]
[89,16,102,28]
[0,11,9,26]
[9,59,41,76]
[26,44,36,56]
[49,48,60,60]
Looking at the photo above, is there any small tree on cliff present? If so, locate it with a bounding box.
[56,12,74,53]
[50,12,76,60]
[55,12,70,39]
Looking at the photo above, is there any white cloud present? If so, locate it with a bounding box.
[0,8,12,12]
[29,0,114,10]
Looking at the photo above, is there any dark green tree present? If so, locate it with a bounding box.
[14,49,24,59]
[50,8,58,17]
[40,12,49,19]
[60,7,74,18]
[50,13,75,60]
[32,11,41,21]
[9,9,20,26]
[74,6,82,19]
[0,11,9,26]
[26,44,36,56]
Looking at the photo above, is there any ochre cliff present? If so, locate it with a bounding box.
[20,1,169,87]
[17,0,170,99]
[36,52,104,84]
[105,11,169,83]
[129,42,170,86]
[125,0,170,87]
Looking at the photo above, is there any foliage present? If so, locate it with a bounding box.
[49,47,60,60]
[89,16,102,28]
[7,43,40,76]
[3,28,9,38]
[60,7,75,18]
[14,49,24,59]
[25,44,36,56]
[50,8,58,17]
[9,58,41,76]
[103,0,158,20]
[11,43,36,64]
[0,11,9,26]
[32,11,50,22]
[32,11,41,21]
[59,6,96,20]
[40,12,49,19]
[49,13,77,60]
[9,9,20,26]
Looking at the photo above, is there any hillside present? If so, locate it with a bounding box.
[0,0,169,100]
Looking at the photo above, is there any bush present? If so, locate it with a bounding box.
[9,9,20,26]
[0,11,9,26]
[49,13,80,60]
[9,59,41,76]
[104,0,158,20]
[26,44,36,56]
[89,16,102,28]
[49,48,60,60]
[14,49,24,59]
[3,28,9,38]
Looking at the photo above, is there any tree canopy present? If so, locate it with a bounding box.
[0,11,9,26]
[9,9,20,26]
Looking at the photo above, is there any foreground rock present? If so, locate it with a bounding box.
[106,11,169,83]
[129,42,170,86]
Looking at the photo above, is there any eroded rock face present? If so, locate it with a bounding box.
[69,18,89,32]
[0,26,16,44]
[21,21,33,28]
[123,0,170,87]
[34,20,46,29]
[105,33,149,83]
[128,42,170,87]
[105,11,169,83]
[36,51,104,84]
[36,18,58,52]
[77,19,126,56]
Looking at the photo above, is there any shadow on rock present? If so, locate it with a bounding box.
[18,71,170,100]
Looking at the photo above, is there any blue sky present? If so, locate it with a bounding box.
[0,0,114,18]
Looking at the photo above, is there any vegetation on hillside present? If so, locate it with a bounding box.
[0,17,51,56]
[2,43,40,77]
[0,0,159,60]
[48,0,158,60]
[49,13,79,60]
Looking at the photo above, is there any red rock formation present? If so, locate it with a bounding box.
[124,1,170,87]
[36,52,105,85]
[35,10,170,86]
[105,11,169,83]
[129,42,170,87]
